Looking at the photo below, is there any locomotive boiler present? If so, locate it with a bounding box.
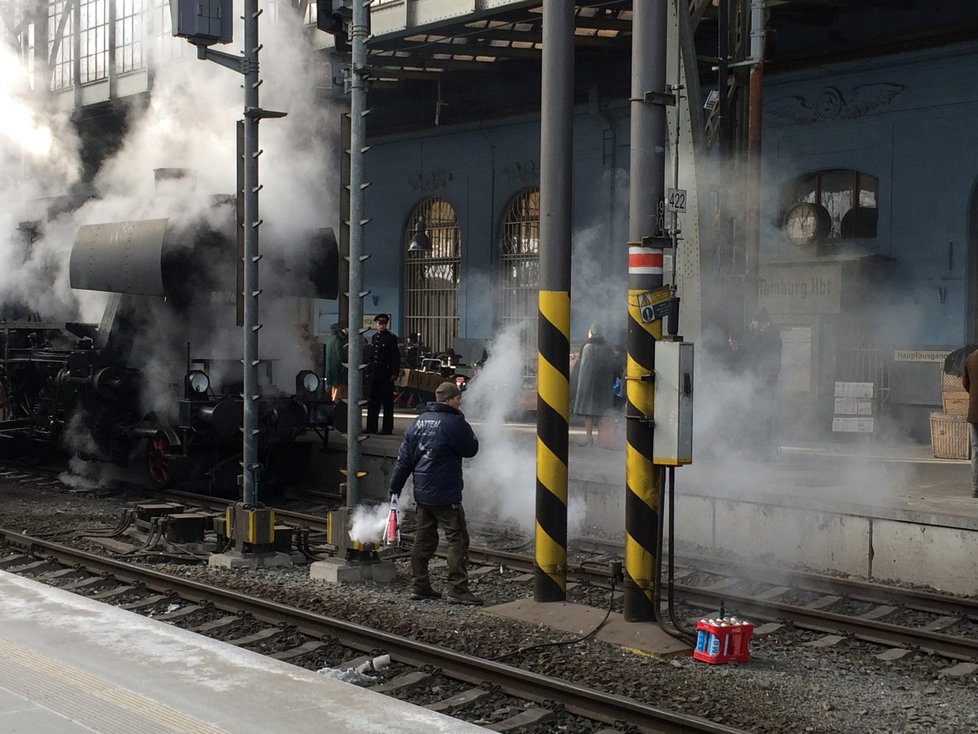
[0,195,344,496]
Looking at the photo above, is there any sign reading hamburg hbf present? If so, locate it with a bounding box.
[757,263,842,314]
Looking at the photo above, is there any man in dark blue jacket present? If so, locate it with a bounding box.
[389,381,481,604]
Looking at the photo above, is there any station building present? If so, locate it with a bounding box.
[5,0,978,443]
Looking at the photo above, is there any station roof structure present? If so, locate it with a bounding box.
[352,0,978,134]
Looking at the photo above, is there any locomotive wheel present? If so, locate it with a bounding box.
[147,432,173,489]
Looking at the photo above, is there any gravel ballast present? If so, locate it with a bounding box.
[2,478,977,734]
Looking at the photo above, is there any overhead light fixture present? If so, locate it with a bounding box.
[408,218,431,252]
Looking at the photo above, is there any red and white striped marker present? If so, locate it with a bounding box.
[628,245,663,275]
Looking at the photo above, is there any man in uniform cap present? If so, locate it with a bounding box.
[366,313,400,434]
[389,381,482,604]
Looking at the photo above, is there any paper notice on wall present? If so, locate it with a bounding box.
[834,397,874,415]
[832,417,875,433]
[834,381,874,398]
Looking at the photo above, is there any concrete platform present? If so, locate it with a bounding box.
[485,598,689,657]
[0,570,489,733]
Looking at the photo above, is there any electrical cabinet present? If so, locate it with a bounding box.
[170,0,233,45]
[653,340,693,465]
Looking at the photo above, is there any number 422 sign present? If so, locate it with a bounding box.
[666,188,687,213]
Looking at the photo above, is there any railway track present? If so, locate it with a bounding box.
[9,470,978,668]
[0,528,743,734]
[561,538,978,665]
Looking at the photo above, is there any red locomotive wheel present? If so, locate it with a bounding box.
[147,433,173,488]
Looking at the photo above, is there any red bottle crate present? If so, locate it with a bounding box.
[692,618,754,664]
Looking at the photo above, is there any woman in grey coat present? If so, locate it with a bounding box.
[573,323,617,446]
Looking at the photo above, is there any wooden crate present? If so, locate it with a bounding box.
[396,369,443,394]
[929,411,971,460]
[942,390,970,416]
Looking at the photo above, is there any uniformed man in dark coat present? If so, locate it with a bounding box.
[389,381,481,605]
[366,313,400,434]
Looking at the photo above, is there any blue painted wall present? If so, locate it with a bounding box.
[763,42,978,349]
[317,104,631,345]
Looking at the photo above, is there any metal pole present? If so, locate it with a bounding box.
[744,0,766,323]
[624,0,667,623]
[345,0,369,508]
[533,0,574,603]
[242,0,262,507]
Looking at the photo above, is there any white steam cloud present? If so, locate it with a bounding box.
[2,2,340,446]
[462,322,588,536]
[348,501,393,545]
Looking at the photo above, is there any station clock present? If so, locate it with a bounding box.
[782,202,832,247]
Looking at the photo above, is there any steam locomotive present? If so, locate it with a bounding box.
[0,191,344,495]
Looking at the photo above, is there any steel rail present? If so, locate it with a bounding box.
[65,487,978,661]
[571,538,978,622]
[0,528,744,734]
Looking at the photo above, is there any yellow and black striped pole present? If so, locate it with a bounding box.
[535,292,570,601]
[624,244,664,621]
[534,0,573,603]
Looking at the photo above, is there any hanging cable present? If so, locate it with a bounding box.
[491,575,618,663]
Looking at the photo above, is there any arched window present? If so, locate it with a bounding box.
[497,188,539,379]
[781,169,878,246]
[404,198,460,355]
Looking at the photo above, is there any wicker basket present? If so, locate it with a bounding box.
[942,390,969,416]
[942,372,965,391]
[930,411,971,460]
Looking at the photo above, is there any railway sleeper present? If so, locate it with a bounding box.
[7,559,61,575]
[154,604,204,622]
[858,605,897,620]
[485,706,556,732]
[270,640,327,661]
[120,594,170,611]
[37,568,86,582]
[921,615,961,632]
[755,585,790,600]
[189,615,244,634]
[91,584,136,601]
[876,648,913,662]
[226,626,290,647]
[368,671,432,694]
[62,576,115,592]
[0,554,31,569]
[424,686,492,713]
[805,594,842,609]
[805,634,845,648]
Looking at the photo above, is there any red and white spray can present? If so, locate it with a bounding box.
[383,495,400,546]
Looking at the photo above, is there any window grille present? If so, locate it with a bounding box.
[404,198,460,355]
[49,0,74,90]
[151,0,187,63]
[21,18,37,84]
[837,319,890,406]
[79,0,108,83]
[498,188,540,380]
[115,0,145,72]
